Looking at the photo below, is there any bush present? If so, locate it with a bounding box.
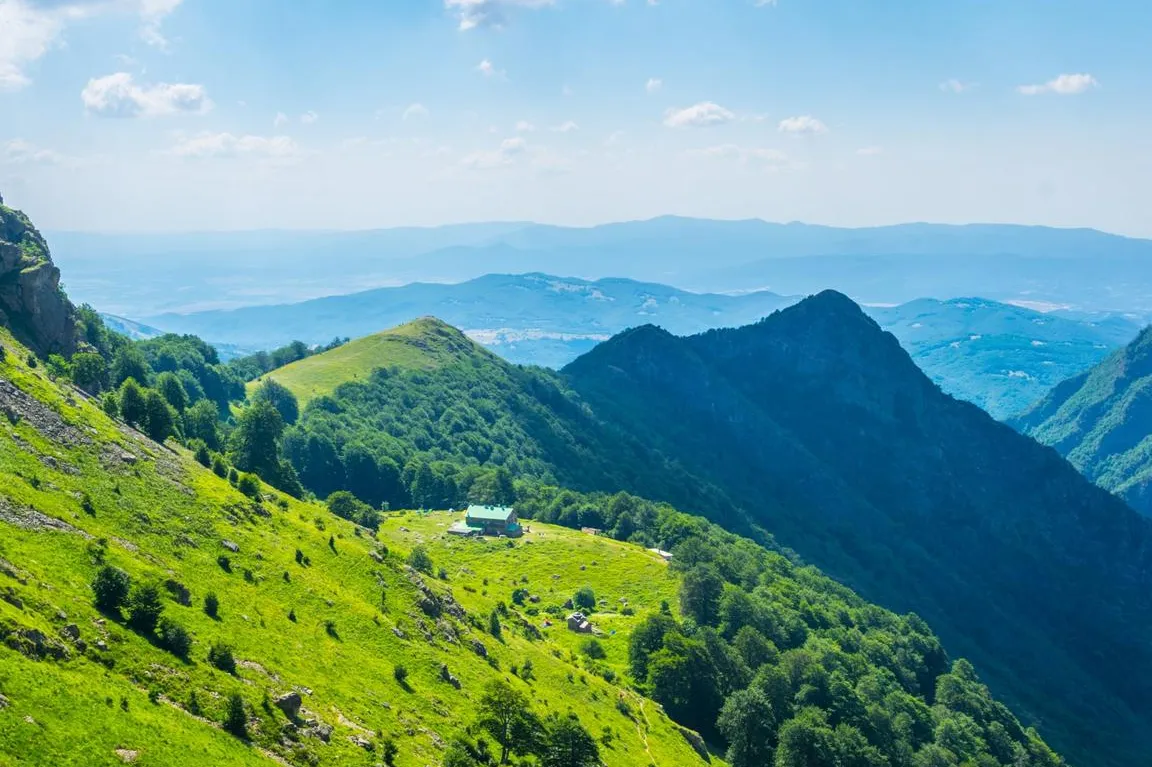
[407,544,433,574]
[207,642,237,674]
[203,592,219,618]
[126,582,164,633]
[192,441,211,467]
[573,586,596,611]
[92,566,132,614]
[211,454,228,478]
[223,693,247,738]
[157,617,192,659]
[580,638,606,660]
[381,737,399,766]
[393,664,409,685]
[237,472,262,499]
[488,609,502,639]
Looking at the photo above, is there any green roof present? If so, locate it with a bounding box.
[466,505,515,522]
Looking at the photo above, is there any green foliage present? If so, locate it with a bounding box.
[477,679,543,764]
[488,608,502,639]
[229,400,300,495]
[541,713,600,767]
[126,582,164,634]
[203,592,219,619]
[183,399,220,450]
[407,544,434,574]
[207,642,237,674]
[251,378,299,425]
[573,586,596,612]
[91,565,132,614]
[155,372,189,413]
[326,490,381,530]
[118,378,148,427]
[157,617,193,659]
[579,638,606,660]
[222,693,247,739]
[70,351,107,393]
[236,472,262,499]
[111,346,151,388]
[143,389,176,443]
[679,564,724,626]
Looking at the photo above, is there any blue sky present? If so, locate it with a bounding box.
[1,0,1150,235]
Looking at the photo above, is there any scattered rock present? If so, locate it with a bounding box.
[221,540,240,553]
[274,692,302,719]
[113,749,139,763]
[95,640,108,651]
[392,627,406,640]
[439,663,462,689]
[563,598,574,609]
[0,693,9,710]
[1,588,23,610]
[470,639,488,658]
[163,580,191,607]
[0,378,86,446]
[0,497,91,538]
[349,735,374,751]
[369,550,384,563]
[528,594,541,603]
[0,558,27,584]
[6,628,68,660]
[304,722,333,743]
[59,624,80,642]
[678,727,710,761]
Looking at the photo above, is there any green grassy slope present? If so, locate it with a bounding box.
[250,318,488,405]
[0,327,709,767]
[1012,326,1152,516]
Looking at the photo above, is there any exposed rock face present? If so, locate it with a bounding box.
[0,201,76,357]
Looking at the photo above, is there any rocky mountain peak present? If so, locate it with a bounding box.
[0,202,77,356]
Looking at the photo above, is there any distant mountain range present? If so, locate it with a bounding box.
[52,216,1152,316]
[141,273,1145,419]
[1012,327,1152,516]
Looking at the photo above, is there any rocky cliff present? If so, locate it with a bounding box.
[0,196,76,356]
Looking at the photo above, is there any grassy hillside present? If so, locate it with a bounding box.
[250,318,486,405]
[1012,326,1152,516]
[0,327,708,767]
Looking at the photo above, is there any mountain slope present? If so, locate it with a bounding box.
[1011,326,1152,515]
[0,327,713,767]
[868,298,1139,419]
[274,299,1150,765]
[561,293,1152,765]
[252,317,485,405]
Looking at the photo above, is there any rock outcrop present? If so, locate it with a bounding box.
[0,196,76,356]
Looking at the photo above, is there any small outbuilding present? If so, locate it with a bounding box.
[448,505,523,538]
[567,612,593,633]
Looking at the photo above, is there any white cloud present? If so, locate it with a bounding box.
[939,79,976,94]
[82,72,211,117]
[664,102,736,128]
[515,120,536,132]
[778,115,828,135]
[402,103,429,120]
[476,58,502,77]
[460,136,528,170]
[646,77,662,94]
[445,0,556,31]
[169,132,299,160]
[550,120,579,133]
[1,138,68,165]
[300,110,319,125]
[1017,73,1098,96]
[0,0,184,88]
[856,146,883,156]
[273,112,289,128]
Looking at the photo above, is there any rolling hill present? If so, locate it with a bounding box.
[1011,326,1152,516]
[275,300,1152,767]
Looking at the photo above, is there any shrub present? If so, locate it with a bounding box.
[203,592,219,618]
[92,566,132,614]
[223,693,247,738]
[381,737,399,766]
[488,609,502,639]
[126,582,164,633]
[216,555,231,573]
[407,544,433,574]
[511,588,530,606]
[573,586,596,611]
[192,441,211,467]
[393,664,409,685]
[580,638,606,660]
[211,454,228,478]
[207,642,237,674]
[157,617,192,659]
[324,619,339,638]
[237,472,262,499]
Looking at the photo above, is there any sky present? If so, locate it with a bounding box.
[1,0,1151,235]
